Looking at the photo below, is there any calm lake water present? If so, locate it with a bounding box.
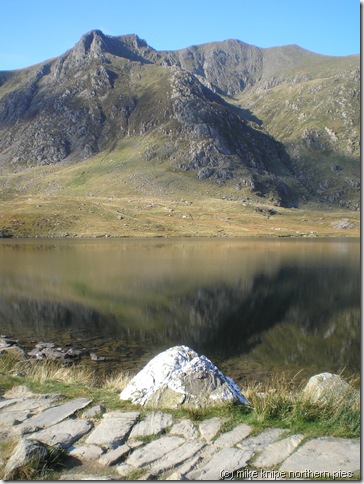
[0,237,360,386]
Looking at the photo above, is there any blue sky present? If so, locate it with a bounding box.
[0,0,360,70]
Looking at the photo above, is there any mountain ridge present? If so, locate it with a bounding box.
[0,31,360,237]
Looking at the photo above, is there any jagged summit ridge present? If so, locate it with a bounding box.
[0,30,359,210]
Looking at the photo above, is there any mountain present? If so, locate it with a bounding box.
[0,31,360,237]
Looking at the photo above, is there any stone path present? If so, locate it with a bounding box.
[0,387,360,480]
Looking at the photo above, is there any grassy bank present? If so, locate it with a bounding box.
[0,354,360,439]
[0,148,360,238]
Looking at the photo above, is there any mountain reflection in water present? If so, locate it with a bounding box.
[0,238,360,384]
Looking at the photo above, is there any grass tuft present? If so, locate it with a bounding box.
[241,372,360,438]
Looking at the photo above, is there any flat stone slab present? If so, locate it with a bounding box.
[116,463,136,478]
[0,398,22,410]
[166,471,189,480]
[174,453,203,476]
[150,440,205,475]
[0,409,34,427]
[19,397,92,434]
[28,418,93,449]
[170,418,198,440]
[67,444,104,461]
[59,473,114,480]
[237,428,289,451]
[198,417,227,442]
[2,395,61,414]
[187,447,254,480]
[213,423,252,448]
[126,435,185,468]
[129,411,173,438]
[85,411,139,448]
[253,434,304,468]
[98,444,131,466]
[280,437,360,477]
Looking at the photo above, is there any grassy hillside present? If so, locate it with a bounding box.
[0,141,359,238]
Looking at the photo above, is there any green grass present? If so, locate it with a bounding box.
[0,354,359,480]
[0,354,359,439]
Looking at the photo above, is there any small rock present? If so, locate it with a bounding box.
[3,386,35,399]
[4,439,49,480]
[0,345,25,358]
[302,372,351,404]
[65,348,83,358]
[67,444,104,461]
[82,404,106,419]
[90,353,106,361]
[98,444,130,466]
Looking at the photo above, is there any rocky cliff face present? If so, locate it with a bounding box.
[0,30,359,209]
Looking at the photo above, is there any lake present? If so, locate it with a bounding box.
[0,237,360,387]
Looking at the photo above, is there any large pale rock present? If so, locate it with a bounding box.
[302,372,351,404]
[120,345,248,408]
[3,439,50,480]
[280,437,360,476]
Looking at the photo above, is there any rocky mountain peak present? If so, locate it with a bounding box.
[0,31,359,212]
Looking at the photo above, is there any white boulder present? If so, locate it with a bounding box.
[119,345,249,408]
[302,372,351,404]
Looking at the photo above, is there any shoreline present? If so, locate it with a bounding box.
[0,350,360,480]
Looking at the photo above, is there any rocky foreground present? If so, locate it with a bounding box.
[0,385,360,480]
[0,344,360,480]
